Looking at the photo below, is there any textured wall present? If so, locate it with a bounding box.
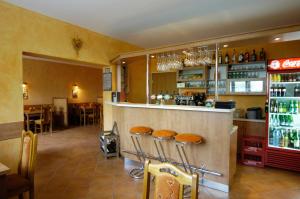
[23,59,102,105]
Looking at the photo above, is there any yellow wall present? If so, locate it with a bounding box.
[23,59,102,105]
[127,56,147,103]
[0,1,141,172]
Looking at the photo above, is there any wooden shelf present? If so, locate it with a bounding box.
[230,60,266,66]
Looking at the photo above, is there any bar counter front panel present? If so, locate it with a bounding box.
[110,102,237,192]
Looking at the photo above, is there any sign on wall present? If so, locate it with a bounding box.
[268,58,300,71]
[103,67,112,91]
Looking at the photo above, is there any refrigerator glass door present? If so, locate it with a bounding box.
[268,72,300,151]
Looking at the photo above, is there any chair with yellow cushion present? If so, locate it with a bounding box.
[6,130,38,199]
[129,126,153,179]
[152,130,177,163]
[175,133,204,174]
[143,160,199,199]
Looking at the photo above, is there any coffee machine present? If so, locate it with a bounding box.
[175,93,206,106]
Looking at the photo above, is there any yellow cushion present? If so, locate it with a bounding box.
[175,133,204,144]
[20,136,31,178]
[130,126,153,135]
[152,130,177,139]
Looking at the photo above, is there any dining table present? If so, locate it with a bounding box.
[0,162,10,199]
[24,109,42,131]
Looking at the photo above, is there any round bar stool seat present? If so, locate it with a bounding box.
[130,126,153,135]
[152,130,177,140]
[129,126,153,179]
[175,133,204,144]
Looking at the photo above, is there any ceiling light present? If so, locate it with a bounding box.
[223,44,229,48]
[274,37,281,41]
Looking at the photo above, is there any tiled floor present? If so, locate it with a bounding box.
[35,126,300,199]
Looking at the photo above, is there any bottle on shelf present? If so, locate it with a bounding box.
[238,52,244,63]
[265,99,268,113]
[259,48,266,60]
[244,50,250,62]
[224,52,229,64]
[231,49,237,64]
[284,131,289,147]
[218,53,222,64]
[251,49,257,62]
[294,131,300,149]
[294,84,300,97]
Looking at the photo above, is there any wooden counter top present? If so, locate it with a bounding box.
[108,102,235,113]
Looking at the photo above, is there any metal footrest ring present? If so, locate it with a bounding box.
[129,167,144,179]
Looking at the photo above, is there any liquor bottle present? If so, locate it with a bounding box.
[218,53,222,64]
[293,74,297,82]
[251,49,257,62]
[224,52,229,64]
[244,50,250,62]
[238,52,244,63]
[232,49,237,64]
[259,48,266,60]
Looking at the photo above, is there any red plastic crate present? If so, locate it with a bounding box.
[242,136,265,167]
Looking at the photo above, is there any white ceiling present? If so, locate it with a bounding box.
[6,0,300,48]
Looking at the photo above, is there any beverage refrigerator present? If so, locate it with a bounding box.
[266,57,300,171]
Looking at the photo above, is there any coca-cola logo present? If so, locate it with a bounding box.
[269,60,280,70]
[268,58,300,70]
[282,59,300,68]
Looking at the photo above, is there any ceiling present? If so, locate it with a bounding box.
[6,0,300,48]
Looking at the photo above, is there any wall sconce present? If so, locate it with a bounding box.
[22,82,28,100]
[72,84,79,98]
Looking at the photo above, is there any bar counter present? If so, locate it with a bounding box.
[110,102,237,192]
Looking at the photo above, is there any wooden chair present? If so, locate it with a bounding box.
[35,105,52,134]
[6,130,38,199]
[143,160,199,199]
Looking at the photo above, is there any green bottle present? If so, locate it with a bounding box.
[294,100,299,114]
[289,100,294,113]
[294,131,300,149]
[284,131,289,147]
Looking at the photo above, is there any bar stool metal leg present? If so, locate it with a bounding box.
[129,135,144,179]
[153,139,164,162]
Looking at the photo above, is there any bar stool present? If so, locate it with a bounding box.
[152,130,177,163]
[175,133,204,174]
[175,133,204,198]
[129,126,153,179]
